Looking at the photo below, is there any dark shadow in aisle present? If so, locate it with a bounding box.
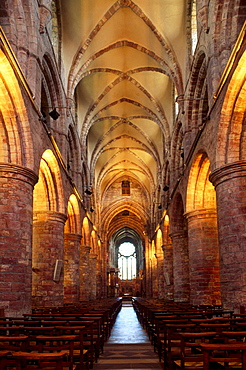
[93,302,163,370]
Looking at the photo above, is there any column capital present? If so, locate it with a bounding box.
[0,163,38,187]
[83,245,91,253]
[169,230,187,240]
[185,208,217,221]
[162,244,172,252]
[89,253,98,260]
[33,210,67,224]
[64,233,82,242]
[210,160,246,188]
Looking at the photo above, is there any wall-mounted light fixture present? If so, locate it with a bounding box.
[84,189,92,195]
[48,108,60,120]
[163,185,169,191]
[90,207,94,212]
[42,106,72,120]
[157,204,162,209]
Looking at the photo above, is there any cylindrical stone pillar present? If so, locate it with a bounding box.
[152,254,159,298]
[156,250,165,299]
[96,258,103,299]
[64,233,81,304]
[32,211,67,308]
[89,253,97,300]
[0,163,38,316]
[210,161,246,312]
[170,231,190,302]
[185,209,221,306]
[163,244,174,300]
[80,246,91,301]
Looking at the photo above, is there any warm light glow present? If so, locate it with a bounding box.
[34,150,65,213]
[214,22,246,100]
[82,217,90,246]
[42,149,54,159]
[0,49,32,164]
[65,194,80,234]
[186,152,216,212]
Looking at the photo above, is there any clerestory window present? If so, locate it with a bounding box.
[191,0,197,54]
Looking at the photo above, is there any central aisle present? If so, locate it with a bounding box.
[94,302,163,369]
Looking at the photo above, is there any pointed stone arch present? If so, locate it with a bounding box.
[82,216,91,247]
[64,194,81,304]
[216,50,246,167]
[186,151,220,306]
[186,151,216,212]
[32,149,66,308]
[65,194,81,235]
[209,46,246,311]
[33,149,65,214]
[0,49,35,167]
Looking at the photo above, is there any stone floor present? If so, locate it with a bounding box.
[94,302,163,369]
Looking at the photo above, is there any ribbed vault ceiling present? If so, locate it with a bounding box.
[61,0,187,237]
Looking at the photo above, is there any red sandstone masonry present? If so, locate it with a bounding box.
[0,164,38,316]
[210,162,246,311]
[64,233,81,304]
[32,211,67,308]
[171,231,190,302]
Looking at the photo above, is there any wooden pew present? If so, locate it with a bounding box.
[35,334,79,370]
[199,343,246,369]
[0,350,10,370]
[164,323,197,369]
[173,331,217,369]
[10,351,67,370]
[55,326,89,369]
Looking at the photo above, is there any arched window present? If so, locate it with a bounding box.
[118,242,136,280]
[191,0,197,54]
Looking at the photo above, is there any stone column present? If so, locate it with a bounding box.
[89,253,97,300]
[152,254,159,298]
[96,258,103,299]
[210,161,246,312]
[156,250,165,299]
[170,231,190,302]
[163,244,174,300]
[64,233,81,304]
[0,164,38,316]
[32,211,67,308]
[101,242,107,298]
[145,240,152,298]
[80,246,90,301]
[185,209,221,306]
